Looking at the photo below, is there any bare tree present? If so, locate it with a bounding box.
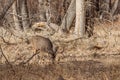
[59,0,76,34]
[38,0,46,21]
[0,0,15,20]
[74,0,85,37]
[111,0,119,15]
[21,0,30,30]
[12,1,22,31]
[99,0,111,20]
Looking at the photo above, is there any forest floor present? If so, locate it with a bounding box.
[0,17,120,80]
[0,60,120,80]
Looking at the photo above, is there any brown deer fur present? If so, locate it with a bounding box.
[29,36,58,60]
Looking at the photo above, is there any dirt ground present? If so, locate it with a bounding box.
[0,60,120,80]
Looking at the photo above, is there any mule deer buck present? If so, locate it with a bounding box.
[28,36,58,63]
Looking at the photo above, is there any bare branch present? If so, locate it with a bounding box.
[0,0,16,20]
[111,0,119,15]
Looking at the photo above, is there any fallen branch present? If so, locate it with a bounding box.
[19,52,39,65]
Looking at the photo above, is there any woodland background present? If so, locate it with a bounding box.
[0,0,120,80]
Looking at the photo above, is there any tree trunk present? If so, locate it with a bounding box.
[105,0,111,12]
[74,0,85,37]
[21,0,30,30]
[111,0,119,15]
[12,1,22,31]
[0,0,15,20]
[99,0,111,19]
[38,0,46,21]
[59,0,76,34]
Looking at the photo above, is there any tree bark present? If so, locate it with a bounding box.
[59,0,76,34]
[74,0,85,37]
[21,0,30,30]
[12,1,22,31]
[38,0,46,21]
[105,0,111,12]
[111,0,119,15]
[0,0,15,20]
[99,0,111,19]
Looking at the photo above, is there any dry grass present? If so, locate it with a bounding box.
[0,16,120,80]
[0,60,120,80]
